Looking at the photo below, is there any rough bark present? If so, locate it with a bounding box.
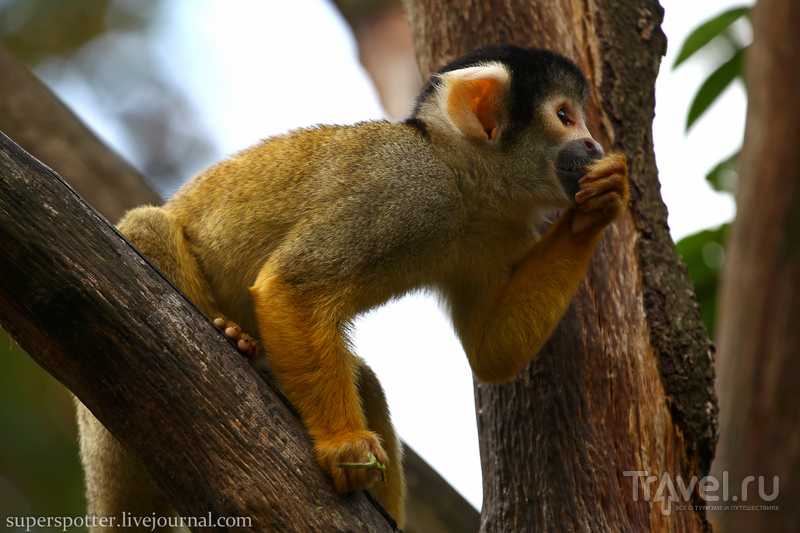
[402,0,717,531]
[0,131,398,532]
[711,0,800,530]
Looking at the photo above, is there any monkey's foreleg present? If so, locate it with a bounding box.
[461,153,629,382]
[250,270,389,494]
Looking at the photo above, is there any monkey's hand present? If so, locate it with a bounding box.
[571,152,629,238]
[314,430,388,493]
[213,315,257,359]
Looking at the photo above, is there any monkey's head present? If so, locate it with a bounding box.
[407,44,603,208]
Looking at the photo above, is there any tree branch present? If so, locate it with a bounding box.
[0,130,398,532]
[0,45,160,223]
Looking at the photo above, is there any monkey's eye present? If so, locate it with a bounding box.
[557,107,573,126]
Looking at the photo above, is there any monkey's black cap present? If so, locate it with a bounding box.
[408,44,591,141]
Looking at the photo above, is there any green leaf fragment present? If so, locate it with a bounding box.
[673,6,750,68]
[338,453,387,482]
[705,150,740,194]
[686,47,746,131]
[676,224,729,337]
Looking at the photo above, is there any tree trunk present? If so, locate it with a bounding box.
[711,0,800,531]
[330,0,422,120]
[402,0,717,531]
[0,131,398,532]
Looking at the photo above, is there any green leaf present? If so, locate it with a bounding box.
[673,6,750,68]
[686,47,745,131]
[337,453,387,482]
[705,150,740,194]
[675,224,729,337]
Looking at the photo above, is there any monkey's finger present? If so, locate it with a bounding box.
[582,152,627,182]
[579,190,626,220]
[338,463,382,492]
[316,430,388,492]
[577,171,627,203]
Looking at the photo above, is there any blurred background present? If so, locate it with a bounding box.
[0,0,751,526]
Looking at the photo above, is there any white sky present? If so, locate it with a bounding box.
[38,0,751,511]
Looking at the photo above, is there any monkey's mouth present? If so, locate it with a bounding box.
[556,152,599,178]
[556,161,594,199]
[556,151,599,199]
[556,167,588,181]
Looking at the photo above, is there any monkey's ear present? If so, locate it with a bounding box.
[436,63,510,141]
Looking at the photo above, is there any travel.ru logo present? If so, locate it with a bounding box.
[623,471,779,515]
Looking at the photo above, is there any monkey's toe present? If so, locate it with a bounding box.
[213,315,258,359]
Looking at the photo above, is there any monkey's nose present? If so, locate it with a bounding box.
[583,139,604,159]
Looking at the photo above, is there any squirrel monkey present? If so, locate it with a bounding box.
[76,44,628,529]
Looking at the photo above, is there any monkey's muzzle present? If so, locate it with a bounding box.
[556,138,604,200]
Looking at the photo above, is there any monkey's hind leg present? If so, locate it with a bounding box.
[356,360,406,527]
[76,206,223,531]
[121,206,256,354]
[118,206,219,316]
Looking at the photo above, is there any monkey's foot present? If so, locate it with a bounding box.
[213,316,257,359]
[315,430,388,493]
[572,152,630,237]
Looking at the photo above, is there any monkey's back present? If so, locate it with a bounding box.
[165,121,465,331]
